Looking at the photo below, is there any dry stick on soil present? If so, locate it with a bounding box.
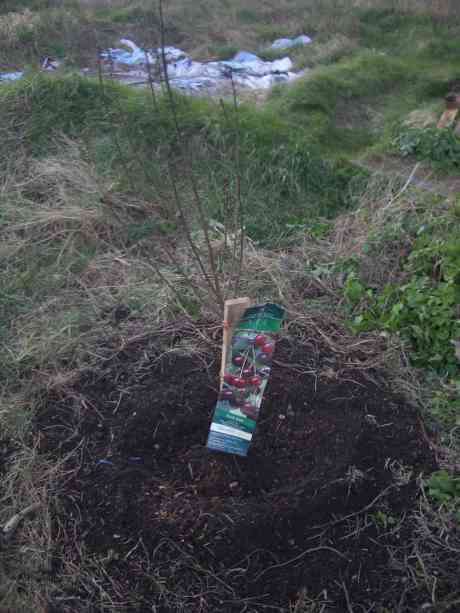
[96,51,136,193]
[153,29,218,304]
[143,259,197,316]
[188,166,226,305]
[129,39,222,308]
[339,580,355,613]
[158,0,179,136]
[219,80,246,298]
[254,546,350,582]
[144,50,159,114]
[311,484,396,530]
[160,244,219,310]
[381,162,420,213]
[168,168,224,309]
[2,502,41,541]
[230,74,245,298]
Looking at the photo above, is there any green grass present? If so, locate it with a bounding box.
[1,72,361,242]
[282,53,409,115]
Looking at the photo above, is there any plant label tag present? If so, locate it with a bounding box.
[207,303,284,456]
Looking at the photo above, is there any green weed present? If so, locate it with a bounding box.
[346,214,460,374]
[394,126,460,172]
[430,385,460,430]
[427,471,460,522]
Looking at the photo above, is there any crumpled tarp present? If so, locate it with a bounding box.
[271,35,312,50]
[101,40,301,92]
[101,38,187,65]
[0,71,24,82]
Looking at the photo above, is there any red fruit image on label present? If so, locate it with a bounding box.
[224,374,235,385]
[250,376,262,386]
[220,390,234,401]
[233,355,245,366]
[241,402,259,419]
[254,334,267,347]
[233,377,247,389]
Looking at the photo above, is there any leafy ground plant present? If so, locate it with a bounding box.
[427,470,460,522]
[345,200,460,374]
[394,126,460,172]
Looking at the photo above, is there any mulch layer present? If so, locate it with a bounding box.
[36,321,437,612]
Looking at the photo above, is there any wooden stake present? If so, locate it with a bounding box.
[437,93,460,129]
[437,108,459,129]
[220,297,251,389]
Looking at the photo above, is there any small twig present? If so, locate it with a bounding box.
[144,50,159,114]
[167,165,222,302]
[188,168,225,308]
[2,502,41,541]
[254,546,350,581]
[381,163,420,213]
[340,580,355,613]
[158,0,180,136]
[311,484,396,530]
[230,74,245,298]
[95,59,136,192]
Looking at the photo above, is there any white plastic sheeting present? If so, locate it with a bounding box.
[102,39,187,65]
[0,72,23,82]
[101,40,301,92]
[0,36,312,92]
[271,35,312,50]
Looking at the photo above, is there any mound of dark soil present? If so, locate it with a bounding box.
[37,324,436,612]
